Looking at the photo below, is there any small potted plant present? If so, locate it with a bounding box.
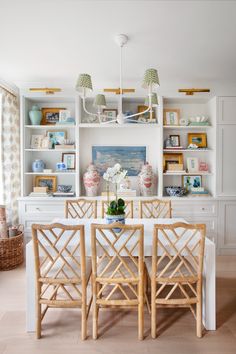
[103,164,127,230]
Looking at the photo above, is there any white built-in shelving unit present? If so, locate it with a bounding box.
[20,92,217,199]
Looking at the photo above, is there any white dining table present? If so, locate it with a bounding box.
[26,218,216,332]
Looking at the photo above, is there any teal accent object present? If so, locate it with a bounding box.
[29,105,42,125]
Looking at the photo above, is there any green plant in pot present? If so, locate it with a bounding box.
[103,164,127,231]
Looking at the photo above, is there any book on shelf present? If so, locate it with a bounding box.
[54,145,75,150]
[52,192,75,197]
[101,192,115,197]
[164,146,184,150]
[165,170,186,174]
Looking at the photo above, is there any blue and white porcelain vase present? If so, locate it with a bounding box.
[105,214,125,233]
[29,105,42,125]
[32,159,45,172]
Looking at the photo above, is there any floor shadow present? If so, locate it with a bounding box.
[216,277,236,328]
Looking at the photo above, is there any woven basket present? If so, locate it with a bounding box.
[0,232,24,271]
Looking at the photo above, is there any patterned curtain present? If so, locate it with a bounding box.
[0,88,20,224]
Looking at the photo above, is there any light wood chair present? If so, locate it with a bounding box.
[139,199,172,218]
[146,222,206,338]
[101,200,134,218]
[65,199,97,219]
[32,223,92,340]
[91,222,144,340]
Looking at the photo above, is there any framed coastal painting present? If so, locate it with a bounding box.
[92,146,146,176]
[163,109,180,126]
[41,108,66,125]
[182,175,202,192]
[35,176,57,192]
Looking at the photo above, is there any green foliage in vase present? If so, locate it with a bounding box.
[106,198,126,215]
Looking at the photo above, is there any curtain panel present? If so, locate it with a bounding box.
[0,88,20,224]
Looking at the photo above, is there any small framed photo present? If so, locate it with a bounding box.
[59,110,71,123]
[102,109,118,121]
[163,153,183,171]
[62,152,76,170]
[170,135,180,147]
[182,175,202,192]
[31,135,44,149]
[47,130,67,148]
[41,108,66,125]
[35,175,57,192]
[164,109,180,126]
[188,133,207,148]
[187,157,199,173]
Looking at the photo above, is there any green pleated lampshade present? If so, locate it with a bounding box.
[93,94,106,107]
[145,93,158,106]
[75,73,93,92]
[142,68,160,89]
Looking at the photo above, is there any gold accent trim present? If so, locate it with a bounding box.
[29,88,62,95]
[178,88,210,96]
[104,88,135,95]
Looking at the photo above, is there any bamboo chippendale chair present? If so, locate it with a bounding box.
[145,223,206,338]
[101,200,134,218]
[32,223,92,340]
[91,223,145,340]
[65,199,97,219]
[139,199,172,218]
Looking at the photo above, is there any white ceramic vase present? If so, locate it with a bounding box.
[83,164,100,197]
[138,163,154,196]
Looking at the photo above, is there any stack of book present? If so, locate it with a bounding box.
[117,189,137,198]
[53,191,75,197]
[191,187,210,196]
[29,187,51,197]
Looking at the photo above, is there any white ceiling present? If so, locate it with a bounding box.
[1,0,236,95]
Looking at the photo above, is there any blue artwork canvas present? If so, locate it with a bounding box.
[92,146,146,176]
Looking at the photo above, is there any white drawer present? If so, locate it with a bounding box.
[180,216,217,233]
[24,203,64,215]
[172,201,218,217]
[22,216,57,233]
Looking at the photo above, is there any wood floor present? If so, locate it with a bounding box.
[0,256,236,354]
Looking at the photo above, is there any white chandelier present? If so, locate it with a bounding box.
[76,34,160,124]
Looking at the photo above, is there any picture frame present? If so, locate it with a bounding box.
[47,130,67,148]
[35,175,57,192]
[41,107,66,125]
[163,153,183,171]
[182,175,202,192]
[59,110,71,123]
[137,105,155,119]
[188,133,207,148]
[102,109,118,121]
[164,109,180,126]
[170,135,180,147]
[30,135,44,149]
[187,157,199,173]
[62,152,76,170]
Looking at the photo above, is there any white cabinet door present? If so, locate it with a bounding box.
[217,125,236,196]
[218,97,236,124]
[219,201,236,254]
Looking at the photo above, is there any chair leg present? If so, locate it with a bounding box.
[196,299,202,338]
[81,300,87,340]
[36,303,41,339]
[92,281,98,340]
[151,281,156,339]
[138,279,144,340]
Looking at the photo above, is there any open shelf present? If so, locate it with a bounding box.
[25,125,76,129]
[25,149,76,152]
[163,172,212,176]
[78,123,160,128]
[25,172,76,175]
[163,148,211,153]
[163,125,212,129]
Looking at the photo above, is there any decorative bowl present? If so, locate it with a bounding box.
[57,185,72,193]
[165,186,187,197]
